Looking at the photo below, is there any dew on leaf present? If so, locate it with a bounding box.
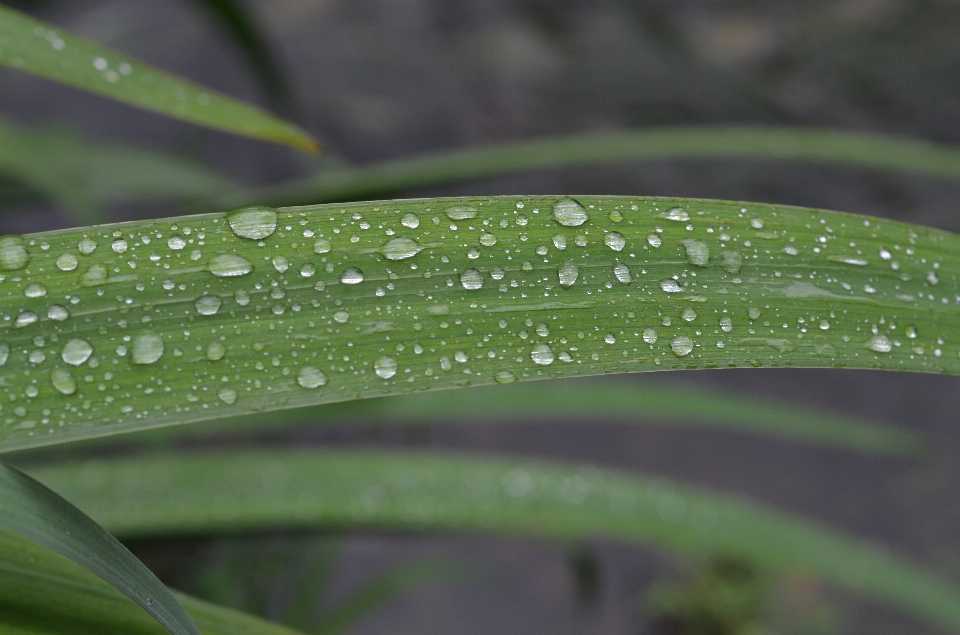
[0,344,8,367]
[680,239,710,266]
[380,237,422,260]
[445,205,478,220]
[167,235,186,250]
[558,262,579,288]
[313,238,332,254]
[375,355,398,379]
[660,207,689,222]
[479,232,498,247]
[865,334,892,353]
[681,307,697,322]
[401,212,420,228]
[61,338,93,366]
[131,332,164,364]
[111,239,128,254]
[720,250,743,275]
[50,368,77,395]
[78,237,97,255]
[227,206,278,240]
[300,263,316,277]
[530,343,555,365]
[56,253,78,271]
[720,317,733,332]
[660,279,683,293]
[341,267,364,285]
[495,370,518,383]
[209,253,253,278]
[297,366,328,389]
[15,311,38,327]
[218,388,237,405]
[552,234,567,250]
[195,295,222,316]
[604,232,626,252]
[647,233,662,248]
[460,269,483,290]
[552,198,588,227]
[643,328,657,344]
[0,236,30,270]
[614,263,631,284]
[206,341,226,361]
[47,305,69,321]
[79,264,108,286]
[24,283,46,298]
[670,335,694,357]
[272,255,289,273]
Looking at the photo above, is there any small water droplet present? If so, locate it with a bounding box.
[604,333,616,344]
[61,338,93,366]
[552,234,567,250]
[167,235,186,250]
[298,366,328,388]
[333,310,349,323]
[227,206,278,240]
[272,255,289,273]
[375,355,398,379]
[748,307,761,320]
[604,232,625,251]
[401,212,420,228]
[558,262,579,288]
[646,233,662,248]
[206,341,226,361]
[879,247,892,261]
[218,388,237,405]
[927,271,939,285]
[50,368,77,395]
[681,307,697,322]
[819,319,830,330]
[235,290,251,306]
[0,236,30,270]
[341,267,364,284]
[660,207,689,222]
[905,325,918,339]
[479,232,498,247]
[209,253,253,277]
[670,335,694,357]
[445,205,478,220]
[47,305,69,321]
[608,210,623,222]
[614,263,631,284]
[720,250,742,275]
[15,311,38,327]
[78,237,97,255]
[313,238,332,254]
[530,343,555,365]
[24,283,46,298]
[79,264,108,286]
[660,279,683,293]
[131,332,164,364]
[195,295,222,316]
[552,198,589,227]
[719,317,733,332]
[0,344,9,366]
[111,239,128,254]
[380,237,422,260]
[56,253,78,271]
[643,328,657,344]
[865,334,892,353]
[750,217,764,229]
[460,269,483,290]
[495,370,518,383]
[300,263,316,277]
[680,239,710,266]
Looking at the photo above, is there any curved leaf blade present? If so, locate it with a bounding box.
[0,195,955,452]
[27,450,960,632]
[0,5,316,151]
[0,460,200,635]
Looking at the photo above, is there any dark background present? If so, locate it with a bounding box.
[3,1,960,633]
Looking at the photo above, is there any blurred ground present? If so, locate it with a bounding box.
[3,0,960,633]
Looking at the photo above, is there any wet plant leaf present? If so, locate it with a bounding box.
[26,449,960,633]
[0,5,316,151]
[0,196,955,452]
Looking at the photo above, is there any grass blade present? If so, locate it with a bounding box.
[0,460,200,635]
[26,449,960,632]
[218,127,960,208]
[0,5,316,151]
[0,196,955,452]
[0,529,305,635]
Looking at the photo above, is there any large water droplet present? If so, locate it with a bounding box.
[720,250,742,275]
[558,262,579,288]
[680,239,710,266]
[445,205,478,220]
[209,253,253,277]
[614,263,632,284]
[864,334,892,353]
[167,235,186,250]
[670,335,694,357]
[0,236,29,270]
[479,232,498,247]
[206,341,226,361]
[297,366,328,388]
[552,198,588,227]
[131,332,164,364]
[313,238,332,254]
[375,355,398,379]
[720,317,733,332]
[272,255,289,273]
[111,239,128,254]
[660,207,689,222]
[300,263,316,277]
[460,268,483,290]
[78,237,97,255]
[56,253,78,271]
[647,233,662,248]
[15,311,38,327]
[642,328,657,344]
[530,343,555,365]
[341,267,364,285]
[24,283,46,298]
[227,205,278,240]
[195,295,222,316]
[681,307,697,322]
[401,212,420,228]
[604,232,626,252]
[879,247,892,261]
[47,305,69,321]
[552,234,567,250]
[380,237,422,260]
[79,264,108,286]
[61,338,93,366]
[495,370,518,383]
[660,279,683,293]
[50,368,76,395]
[218,388,237,405]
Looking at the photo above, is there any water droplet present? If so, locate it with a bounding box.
[479,232,498,247]
[218,388,237,405]
[24,283,46,298]
[530,343,555,365]
[167,235,186,250]
[750,217,764,229]
[227,205,277,240]
[495,370,518,383]
[660,207,689,222]
[340,267,364,285]
[608,210,623,222]
[15,311,38,327]
[643,328,657,344]
[297,366,328,389]
[50,368,76,395]
[604,232,625,252]
[558,262,579,288]
[111,239,128,254]
[209,253,253,277]
[333,310,349,323]
[647,233,662,248]
[380,237,422,260]
[819,319,830,330]
[614,263,631,284]
[29,350,45,365]
[927,271,939,285]
[235,290,251,306]
[298,263,316,278]
[445,205,478,220]
[195,295,222,316]
[272,255,289,273]
[552,234,567,250]
[720,251,742,275]
[879,247,892,261]
[131,332,164,364]
[604,333,616,344]
[0,344,8,366]
[375,355,398,379]
[865,334,892,353]
[905,325,918,339]
[552,198,588,227]
[47,305,69,321]
[61,338,93,366]
[0,236,29,270]
[206,341,226,361]
[313,238,332,254]
[56,253,78,271]
[79,264,108,286]
[670,335,694,357]
[681,307,697,322]
[660,279,683,293]
[401,212,420,228]
[720,317,733,332]
[680,239,710,266]
[460,269,483,290]
[78,237,97,255]
[748,307,761,320]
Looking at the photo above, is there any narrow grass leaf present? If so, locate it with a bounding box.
[0,529,305,635]
[0,196,956,452]
[0,460,200,635]
[0,5,316,151]
[218,127,960,208]
[27,450,960,632]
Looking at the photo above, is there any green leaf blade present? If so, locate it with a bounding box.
[0,461,200,635]
[0,6,316,151]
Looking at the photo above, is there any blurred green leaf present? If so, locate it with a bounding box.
[27,450,960,633]
[0,460,200,635]
[0,5,317,151]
